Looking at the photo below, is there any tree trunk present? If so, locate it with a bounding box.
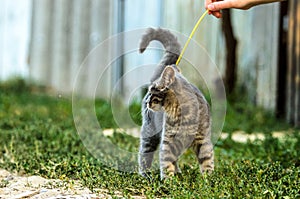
[221,9,237,95]
[286,0,300,127]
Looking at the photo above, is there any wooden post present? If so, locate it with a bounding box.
[287,0,300,126]
[222,9,237,95]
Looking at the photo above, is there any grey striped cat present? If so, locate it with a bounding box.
[138,28,214,179]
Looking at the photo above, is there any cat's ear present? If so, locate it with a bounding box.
[159,66,175,89]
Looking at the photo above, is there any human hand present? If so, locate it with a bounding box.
[205,0,223,18]
[205,0,284,18]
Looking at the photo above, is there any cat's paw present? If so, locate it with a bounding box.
[201,168,214,176]
[174,165,182,174]
[139,171,153,180]
[160,170,175,181]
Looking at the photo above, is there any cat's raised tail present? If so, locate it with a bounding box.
[139,28,181,55]
[139,28,181,82]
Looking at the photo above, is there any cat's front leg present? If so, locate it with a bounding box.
[159,137,183,179]
[139,134,161,177]
[139,95,163,177]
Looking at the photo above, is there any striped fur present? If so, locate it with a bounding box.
[139,27,181,83]
[138,28,214,180]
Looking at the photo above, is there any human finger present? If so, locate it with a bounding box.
[205,0,213,9]
[207,1,234,11]
[214,11,222,18]
[211,10,222,18]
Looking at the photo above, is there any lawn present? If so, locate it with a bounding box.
[0,79,299,198]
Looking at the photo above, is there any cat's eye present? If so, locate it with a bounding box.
[152,99,159,104]
[150,86,157,92]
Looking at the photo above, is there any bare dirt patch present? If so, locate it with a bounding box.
[0,169,108,199]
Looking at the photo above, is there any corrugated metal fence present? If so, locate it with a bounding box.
[29,0,114,95]
[1,0,299,125]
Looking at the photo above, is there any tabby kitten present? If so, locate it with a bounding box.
[138,28,214,179]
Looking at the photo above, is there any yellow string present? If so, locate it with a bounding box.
[176,10,208,66]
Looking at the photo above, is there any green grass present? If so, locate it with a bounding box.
[0,79,299,198]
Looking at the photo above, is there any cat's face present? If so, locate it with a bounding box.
[146,65,176,111]
[146,85,168,111]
